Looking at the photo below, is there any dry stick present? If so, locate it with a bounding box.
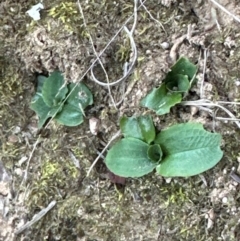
[15,200,56,235]
[169,34,187,63]
[170,26,199,62]
[90,0,138,87]
[113,70,140,107]
[230,170,240,184]
[200,48,208,99]
[16,137,41,200]
[77,0,117,109]
[218,101,240,105]
[86,131,121,177]
[210,0,240,23]
[181,100,240,128]
[90,0,138,107]
[139,0,166,33]
[216,117,240,121]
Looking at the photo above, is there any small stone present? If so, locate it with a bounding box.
[13,126,21,134]
[146,49,152,55]
[14,168,23,176]
[89,117,100,135]
[0,182,9,196]
[190,106,199,116]
[160,42,170,49]
[7,135,18,143]
[165,178,172,183]
[222,197,228,204]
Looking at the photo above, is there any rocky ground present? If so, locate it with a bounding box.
[1,0,240,240]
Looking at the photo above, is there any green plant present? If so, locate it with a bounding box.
[105,116,223,177]
[30,70,93,128]
[140,57,197,115]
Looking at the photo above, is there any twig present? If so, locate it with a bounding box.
[215,117,240,121]
[16,136,41,201]
[90,0,138,87]
[169,34,187,62]
[230,170,240,184]
[139,0,166,33]
[77,0,117,109]
[218,101,240,105]
[210,0,240,23]
[181,99,240,128]
[111,69,140,107]
[86,130,121,177]
[170,26,199,62]
[200,48,208,99]
[15,200,56,235]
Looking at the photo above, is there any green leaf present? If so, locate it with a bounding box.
[120,115,155,144]
[164,57,197,83]
[42,71,68,107]
[165,74,190,93]
[30,94,62,128]
[55,104,84,126]
[155,123,223,177]
[36,75,47,93]
[105,138,158,177]
[67,83,93,109]
[31,72,93,127]
[141,57,197,115]
[140,84,182,115]
[147,144,162,163]
[54,83,93,126]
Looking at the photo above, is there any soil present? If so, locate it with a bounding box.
[1,0,240,240]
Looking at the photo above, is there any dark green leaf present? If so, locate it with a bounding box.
[30,94,62,128]
[105,138,158,177]
[165,74,190,93]
[164,57,197,83]
[120,115,155,144]
[140,84,182,115]
[42,71,68,107]
[67,83,93,109]
[147,144,162,163]
[54,83,92,126]
[155,123,223,177]
[55,104,84,126]
[36,75,47,93]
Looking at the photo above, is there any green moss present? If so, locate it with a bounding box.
[27,157,79,208]
[0,61,23,105]
[0,58,28,167]
[115,42,131,63]
[48,1,84,33]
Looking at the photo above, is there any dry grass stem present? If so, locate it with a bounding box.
[15,200,56,235]
[139,0,166,33]
[16,137,41,200]
[86,130,121,177]
[90,0,138,87]
[77,0,117,109]
[181,99,240,128]
[200,48,208,99]
[210,0,240,23]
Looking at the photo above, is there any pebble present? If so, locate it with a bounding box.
[160,42,170,49]
[222,197,228,204]
[89,117,100,135]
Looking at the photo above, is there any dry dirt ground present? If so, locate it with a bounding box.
[1,0,240,240]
